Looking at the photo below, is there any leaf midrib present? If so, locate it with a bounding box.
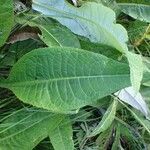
[7,74,130,87]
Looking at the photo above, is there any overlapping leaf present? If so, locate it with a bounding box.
[32,0,128,52]
[89,100,118,137]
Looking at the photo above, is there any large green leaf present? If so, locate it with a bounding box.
[32,0,128,52]
[49,117,74,150]
[0,108,64,150]
[0,47,130,113]
[89,99,118,137]
[119,3,150,23]
[0,0,14,47]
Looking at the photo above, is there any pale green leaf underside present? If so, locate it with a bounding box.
[119,3,150,23]
[0,0,14,47]
[49,117,74,150]
[0,108,64,150]
[89,100,118,137]
[1,47,130,113]
[32,0,128,52]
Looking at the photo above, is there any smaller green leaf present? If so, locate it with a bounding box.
[119,3,150,23]
[0,39,44,68]
[17,15,80,48]
[88,100,118,137]
[0,108,64,150]
[133,111,150,134]
[49,117,74,150]
[143,57,150,87]
[126,51,143,92]
[140,86,150,105]
[127,20,149,45]
[0,0,14,47]
[96,123,114,149]
[119,100,150,134]
[118,122,147,149]
[111,123,121,150]
[35,19,80,48]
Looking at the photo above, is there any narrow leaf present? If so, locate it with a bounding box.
[143,57,150,87]
[96,123,114,149]
[111,124,121,150]
[119,100,150,134]
[0,47,130,113]
[49,117,74,150]
[89,100,118,137]
[118,122,147,149]
[0,108,64,150]
[127,51,143,92]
